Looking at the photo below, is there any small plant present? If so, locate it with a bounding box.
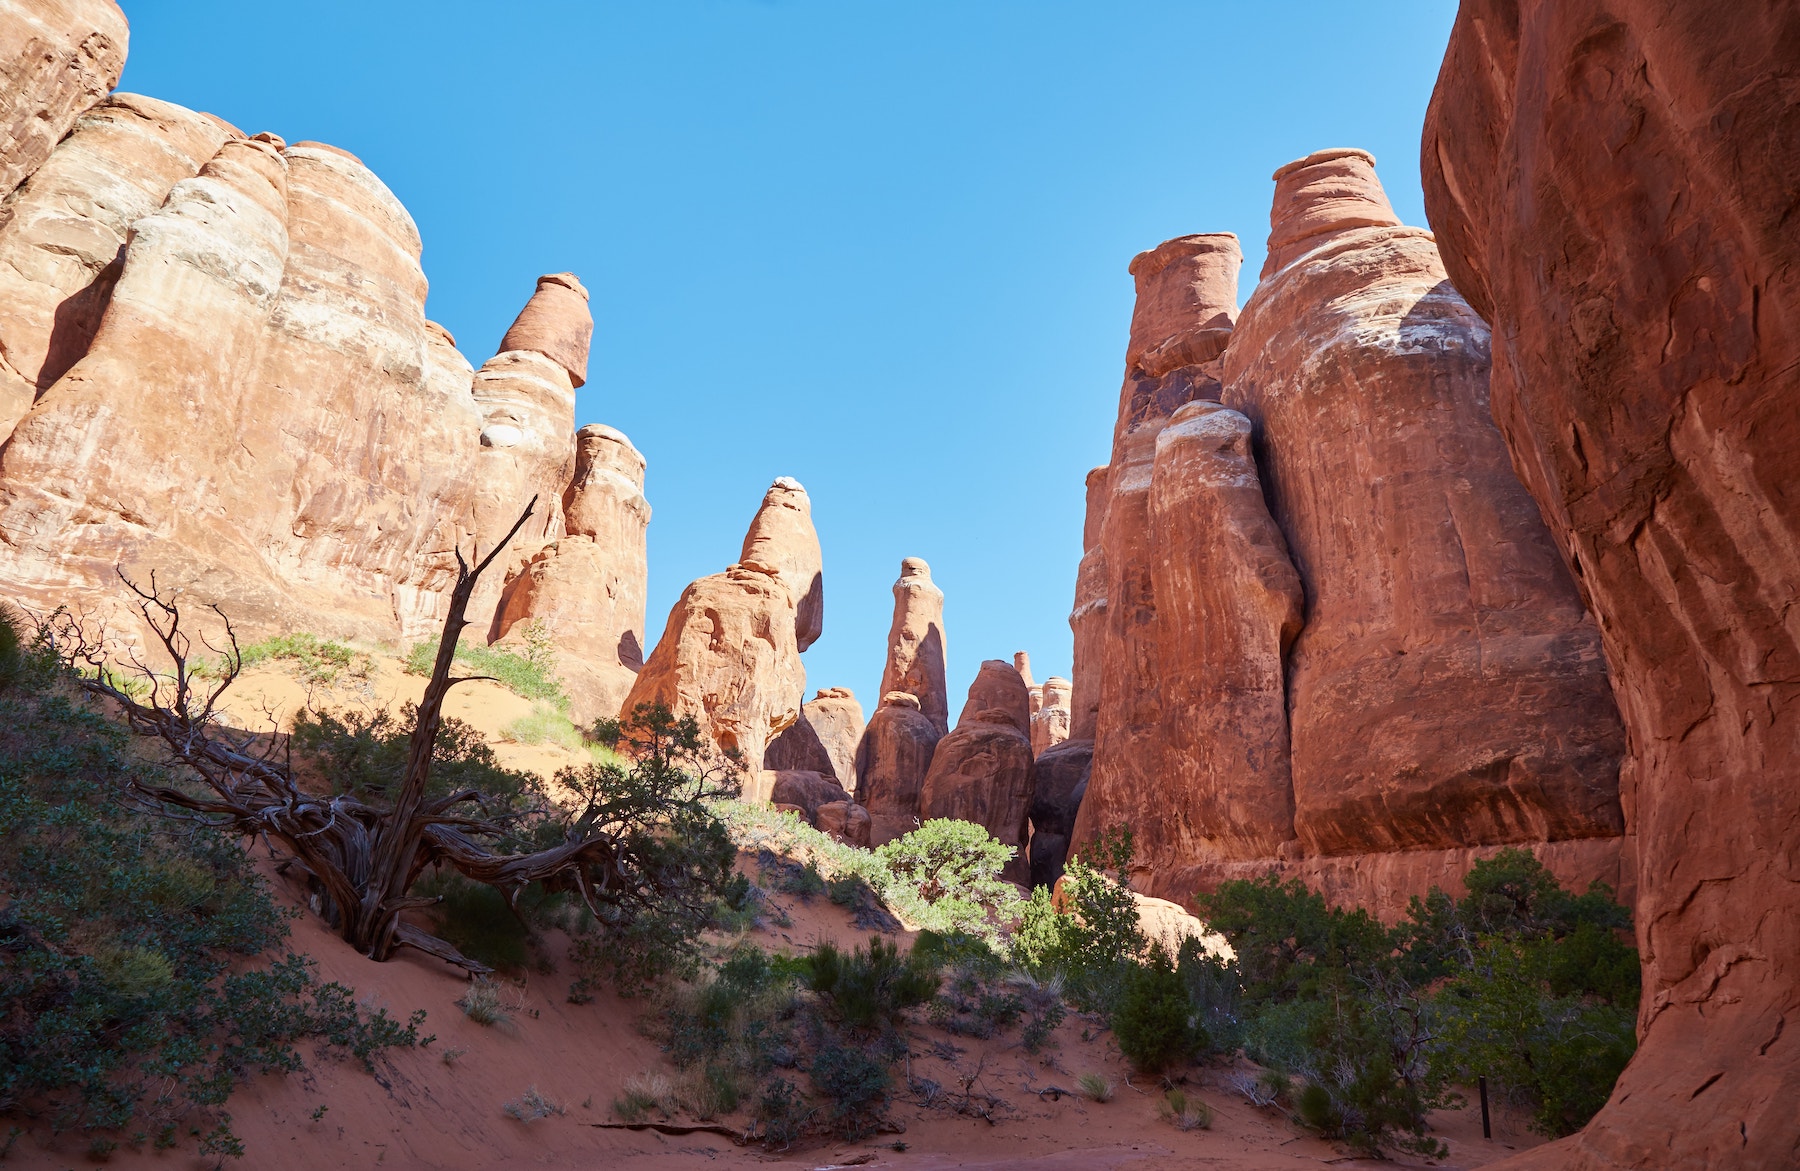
[1112,942,1205,1074]
[1226,1068,1285,1108]
[503,1086,565,1122]
[200,631,373,686]
[457,980,513,1026]
[810,1041,893,1140]
[519,618,557,669]
[503,700,587,752]
[1157,1088,1212,1131]
[613,1072,677,1121]
[1076,1072,1114,1103]
[749,1077,810,1149]
[309,1105,329,1122]
[441,1047,468,1066]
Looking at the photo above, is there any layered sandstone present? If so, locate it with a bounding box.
[0,0,126,203]
[1422,5,1800,1163]
[492,423,650,721]
[0,93,232,434]
[621,479,820,773]
[853,692,939,846]
[877,557,948,732]
[1221,148,1623,861]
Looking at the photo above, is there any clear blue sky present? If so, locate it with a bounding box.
[119,1,1456,714]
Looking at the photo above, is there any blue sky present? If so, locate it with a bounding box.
[120,1,1457,713]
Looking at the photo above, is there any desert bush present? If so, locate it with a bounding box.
[613,1072,678,1121]
[875,819,1022,942]
[1011,826,1146,1013]
[808,1040,892,1140]
[457,980,513,1026]
[801,936,940,1035]
[502,1086,564,1122]
[503,700,587,752]
[0,678,423,1155]
[1112,942,1204,1074]
[1076,1072,1114,1102]
[232,632,372,685]
[1157,1088,1212,1131]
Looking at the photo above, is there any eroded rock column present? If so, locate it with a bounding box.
[877,557,948,733]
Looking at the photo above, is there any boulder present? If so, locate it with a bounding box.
[1220,148,1624,860]
[1031,675,1071,756]
[766,770,850,819]
[1421,6,1800,1163]
[0,0,127,203]
[814,801,871,848]
[492,423,650,721]
[853,691,941,845]
[774,687,865,792]
[877,557,948,732]
[620,478,821,773]
[920,690,1035,885]
[1028,737,1092,888]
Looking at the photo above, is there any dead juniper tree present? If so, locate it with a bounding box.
[53,500,740,978]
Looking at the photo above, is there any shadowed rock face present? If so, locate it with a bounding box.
[1066,466,1109,742]
[492,424,650,722]
[853,691,940,846]
[1422,4,1800,1164]
[1029,737,1092,888]
[763,687,864,791]
[0,0,127,205]
[878,557,948,732]
[1223,148,1623,862]
[621,478,821,774]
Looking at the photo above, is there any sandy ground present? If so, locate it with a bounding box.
[8,655,1548,1170]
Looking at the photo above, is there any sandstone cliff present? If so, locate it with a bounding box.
[0,1,648,711]
[1068,154,1628,916]
[1422,3,1800,1163]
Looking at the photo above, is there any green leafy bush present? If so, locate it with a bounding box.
[0,680,423,1155]
[502,700,587,752]
[1111,942,1204,1074]
[231,633,372,685]
[875,819,1022,942]
[801,936,940,1035]
[1011,826,1146,1013]
[809,1041,892,1139]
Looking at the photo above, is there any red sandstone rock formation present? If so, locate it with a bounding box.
[1031,675,1070,756]
[766,770,851,820]
[920,688,1035,884]
[0,0,126,203]
[853,692,940,846]
[1221,148,1623,866]
[621,478,820,773]
[763,685,866,791]
[814,800,871,848]
[1071,232,1244,883]
[1422,5,1800,1163]
[0,93,231,434]
[1067,466,1109,743]
[492,423,650,721]
[1028,737,1092,888]
[877,557,948,733]
[957,658,1032,738]
[1092,399,1303,866]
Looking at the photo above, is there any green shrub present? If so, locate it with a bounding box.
[1157,1088,1212,1130]
[809,1041,892,1140]
[1112,942,1204,1074]
[801,937,940,1035]
[875,819,1021,942]
[404,639,566,704]
[0,685,423,1154]
[227,632,372,685]
[1011,826,1145,1013]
